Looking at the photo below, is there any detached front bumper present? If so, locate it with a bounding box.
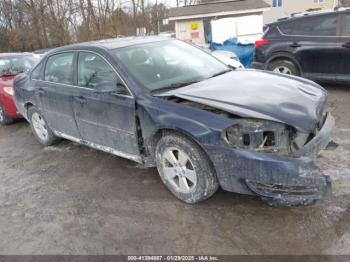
[205,114,335,206]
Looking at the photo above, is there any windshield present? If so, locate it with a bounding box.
[0,55,38,77]
[110,40,229,91]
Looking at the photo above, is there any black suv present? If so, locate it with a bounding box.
[253,9,350,83]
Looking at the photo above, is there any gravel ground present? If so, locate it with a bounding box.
[0,86,349,255]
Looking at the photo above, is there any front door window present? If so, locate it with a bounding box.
[78,52,119,89]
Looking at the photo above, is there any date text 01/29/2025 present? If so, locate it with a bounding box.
[127,255,220,261]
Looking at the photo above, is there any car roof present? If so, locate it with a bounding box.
[268,8,350,26]
[0,52,34,58]
[50,36,172,53]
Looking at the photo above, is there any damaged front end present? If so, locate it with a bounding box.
[218,113,335,206]
[225,119,303,156]
[166,96,334,206]
[158,70,334,206]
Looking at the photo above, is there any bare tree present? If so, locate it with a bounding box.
[0,0,174,52]
[339,0,350,6]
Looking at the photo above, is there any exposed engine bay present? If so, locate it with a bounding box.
[169,96,315,156]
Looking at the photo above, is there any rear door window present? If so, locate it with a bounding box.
[279,14,338,36]
[32,62,44,80]
[44,52,74,85]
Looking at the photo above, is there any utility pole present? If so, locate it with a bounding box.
[156,0,160,34]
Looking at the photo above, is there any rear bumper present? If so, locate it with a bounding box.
[205,113,334,206]
[0,93,22,118]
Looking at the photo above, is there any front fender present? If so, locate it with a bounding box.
[136,96,235,153]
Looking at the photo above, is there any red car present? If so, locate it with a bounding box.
[0,53,38,125]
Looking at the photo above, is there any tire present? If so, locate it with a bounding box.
[0,104,14,125]
[267,59,299,76]
[28,106,61,146]
[155,133,219,203]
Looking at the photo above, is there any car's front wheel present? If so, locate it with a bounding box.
[28,106,61,146]
[0,104,14,125]
[155,133,219,203]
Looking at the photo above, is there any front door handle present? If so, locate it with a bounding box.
[342,42,350,48]
[290,42,301,48]
[74,96,86,104]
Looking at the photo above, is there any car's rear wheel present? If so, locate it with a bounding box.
[268,59,299,76]
[155,133,219,203]
[0,104,14,125]
[28,106,61,146]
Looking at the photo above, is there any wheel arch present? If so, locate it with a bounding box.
[147,127,214,166]
[266,53,302,75]
[24,102,35,118]
[148,127,218,183]
[149,128,200,154]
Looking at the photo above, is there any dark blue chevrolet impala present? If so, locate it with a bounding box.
[14,37,335,206]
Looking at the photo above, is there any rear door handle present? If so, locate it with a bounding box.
[342,42,350,48]
[290,42,301,48]
[36,88,44,94]
[74,96,86,104]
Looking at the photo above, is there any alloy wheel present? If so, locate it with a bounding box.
[161,147,197,193]
[32,112,48,141]
[273,66,292,75]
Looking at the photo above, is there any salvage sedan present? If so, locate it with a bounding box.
[14,37,334,206]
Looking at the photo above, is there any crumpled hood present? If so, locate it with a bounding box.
[163,70,327,133]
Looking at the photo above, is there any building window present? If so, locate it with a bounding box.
[272,0,282,7]
[314,0,324,3]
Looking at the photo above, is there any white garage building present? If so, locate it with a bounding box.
[167,0,270,46]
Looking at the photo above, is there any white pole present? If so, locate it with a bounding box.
[156,0,160,34]
[333,0,338,8]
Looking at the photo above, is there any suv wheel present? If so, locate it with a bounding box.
[268,59,299,76]
[0,104,14,125]
[28,106,61,146]
[155,133,219,203]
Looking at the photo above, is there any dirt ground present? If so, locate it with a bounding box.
[0,86,349,255]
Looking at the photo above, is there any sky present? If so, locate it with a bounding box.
[150,0,185,7]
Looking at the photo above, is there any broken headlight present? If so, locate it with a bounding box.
[224,119,308,155]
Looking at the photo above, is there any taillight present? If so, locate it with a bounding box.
[3,86,14,96]
[255,39,270,49]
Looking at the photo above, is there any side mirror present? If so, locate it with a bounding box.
[95,81,127,95]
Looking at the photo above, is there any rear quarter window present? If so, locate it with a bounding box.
[263,26,281,38]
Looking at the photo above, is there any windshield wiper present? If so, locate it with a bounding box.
[152,79,202,94]
[208,69,232,79]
